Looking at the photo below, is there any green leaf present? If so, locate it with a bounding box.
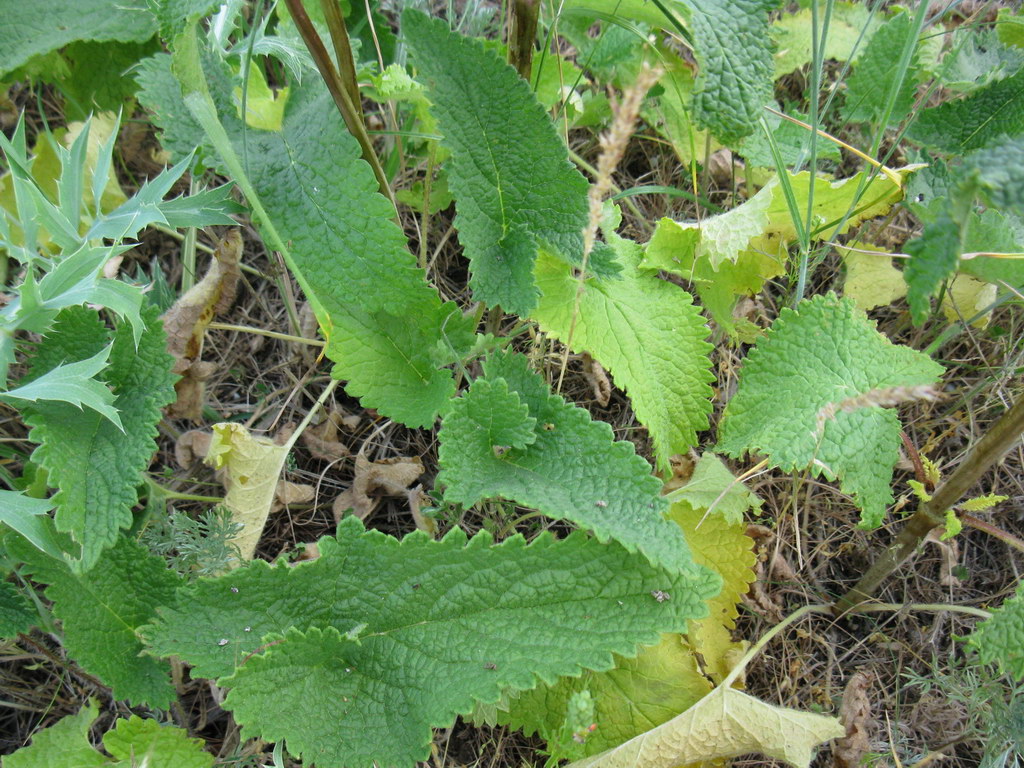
[1,702,214,768]
[842,10,923,126]
[531,233,713,470]
[25,305,177,571]
[102,716,214,768]
[997,7,1024,49]
[679,0,777,144]
[0,0,157,77]
[962,136,1024,214]
[0,492,63,561]
[838,241,907,311]
[968,580,1024,680]
[143,517,721,768]
[2,346,121,429]
[716,293,944,528]
[664,453,763,526]
[403,10,600,315]
[904,211,963,325]
[937,27,1024,93]
[771,3,882,77]
[156,28,472,428]
[0,579,35,639]
[2,701,108,768]
[908,68,1024,153]
[438,351,694,572]
[9,535,181,708]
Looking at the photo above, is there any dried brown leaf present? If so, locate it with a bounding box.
[333,454,424,521]
[274,480,315,506]
[162,229,242,421]
[582,353,612,406]
[175,428,212,468]
[834,669,875,768]
[301,410,351,461]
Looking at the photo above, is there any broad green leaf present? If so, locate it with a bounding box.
[962,136,1024,214]
[1,346,121,429]
[1,701,214,768]
[0,579,35,639]
[842,10,924,126]
[565,686,844,768]
[736,105,841,168]
[143,517,720,768]
[904,211,964,324]
[958,209,1024,290]
[135,52,211,161]
[968,580,1024,680]
[159,27,474,428]
[25,305,176,571]
[998,7,1024,49]
[532,233,713,471]
[678,0,777,144]
[2,701,108,768]
[908,68,1024,153]
[9,535,181,708]
[938,27,1024,93]
[0,0,156,77]
[102,716,214,768]
[403,10,600,315]
[205,423,287,562]
[839,241,906,311]
[499,476,757,758]
[771,3,881,77]
[646,56,716,167]
[437,351,694,572]
[53,40,161,120]
[716,294,944,528]
[664,452,762,526]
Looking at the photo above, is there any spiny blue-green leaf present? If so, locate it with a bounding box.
[2,701,108,768]
[531,234,713,471]
[908,68,1024,153]
[0,0,157,77]
[24,305,176,571]
[679,0,777,144]
[438,351,693,572]
[0,579,35,639]
[716,293,944,528]
[9,535,181,708]
[1,346,121,429]
[102,716,215,768]
[904,211,963,325]
[143,517,719,768]
[968,580,1024,680]
[403,10,606,315]
[842,10,924,126]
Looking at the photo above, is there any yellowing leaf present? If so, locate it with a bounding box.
[669,501,756,684]
[941,275,997,328]
[838,241,906,311]
[205,423,289,562]
[233,66,288,131]
[566,686,844,768]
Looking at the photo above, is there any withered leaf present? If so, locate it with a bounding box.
[333,454,424,521]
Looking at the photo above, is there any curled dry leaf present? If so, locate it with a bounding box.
[175,428,212,468]
[205,422,289,563]
[162,229,242,421]
[301,410,351,461]
[581,353,612,407]
[274,480,315,507]
[333,454,424,522]
[567,686,844,768]
[834,669,875,768]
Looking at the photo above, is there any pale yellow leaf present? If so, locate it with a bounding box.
[205,423,289,562]
[941,275,997,328]
[838,241,906,311]
[566,686,844,768]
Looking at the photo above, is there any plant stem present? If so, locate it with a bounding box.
[508,0,539,80]
[320,0,363,119]
[207,322,325,347]
[283,0,397,215]
[834,395,1024,615]
[962,513,1024,554]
